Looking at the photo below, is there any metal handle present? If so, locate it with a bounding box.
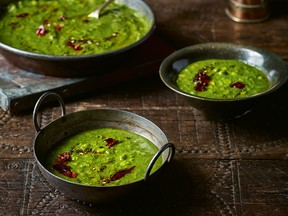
[33,92,66,132]
[144,142,175,181]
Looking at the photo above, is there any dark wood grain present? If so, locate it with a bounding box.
[1,0,288,215]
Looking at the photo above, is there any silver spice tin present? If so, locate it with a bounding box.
[226,0,270,23]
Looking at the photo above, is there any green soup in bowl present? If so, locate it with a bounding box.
[176,59,270,99]
[0,0,150,56]
[46,127,162,186]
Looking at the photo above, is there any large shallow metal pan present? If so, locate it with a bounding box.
[32,92,175,204]
[0,0,156,77]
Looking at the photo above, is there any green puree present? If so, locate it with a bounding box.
[176,59,270,99]
[46,128,162,186]
[0,0,150,55]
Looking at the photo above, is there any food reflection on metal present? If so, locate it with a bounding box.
[226,0,270,23]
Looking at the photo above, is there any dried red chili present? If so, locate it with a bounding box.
[53,163,77,178]
[193,71,211,92]
[53,152,77,178]
[36,25,47,36]
[16,13,29,18]
[110,166,136,181]
[103,166,136,184]
[194,82,206,92]
[105,138,118,147]
[54,24,62,31]
[66,40,82,51]
[56,152,71,164]
[66,41,74,47]
[74,45,82,50]
[230,81,245,89]
[193,71,210,85]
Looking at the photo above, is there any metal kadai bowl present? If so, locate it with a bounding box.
[32,92,175,204]
[159,42,288,119]
[0,0,156,77]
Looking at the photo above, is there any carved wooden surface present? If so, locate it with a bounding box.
[1,0,288,215]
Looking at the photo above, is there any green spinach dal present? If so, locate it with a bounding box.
[46,128,162,186]
[0,0,150,55]
[176,59,270,99]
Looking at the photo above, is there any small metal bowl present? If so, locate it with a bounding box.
[0,0,156,77]
[32,92,175,204]
[159,42,288,119]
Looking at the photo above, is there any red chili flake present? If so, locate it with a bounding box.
[71,172,77,178]
[105,138,118,147]
[110,166,136,182]
[59,15,67,21]
[74,45,82,50]
[194,82,206,92]
[56,152,71,164]
[43,19,50,26]
[36,25,47,36]
[193,71,211,85]
[16,13,29,18]
[54,24,62,31]
[230,82,245,89]
[67,41,74,47]
[66,41,82,51]
[99,166,106,172]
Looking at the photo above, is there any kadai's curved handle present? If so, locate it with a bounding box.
[33,92,66,132]
[144,142,175,181]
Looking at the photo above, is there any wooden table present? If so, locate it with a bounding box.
[1,0,288,215]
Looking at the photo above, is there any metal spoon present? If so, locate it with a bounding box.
[88,0,114,19]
